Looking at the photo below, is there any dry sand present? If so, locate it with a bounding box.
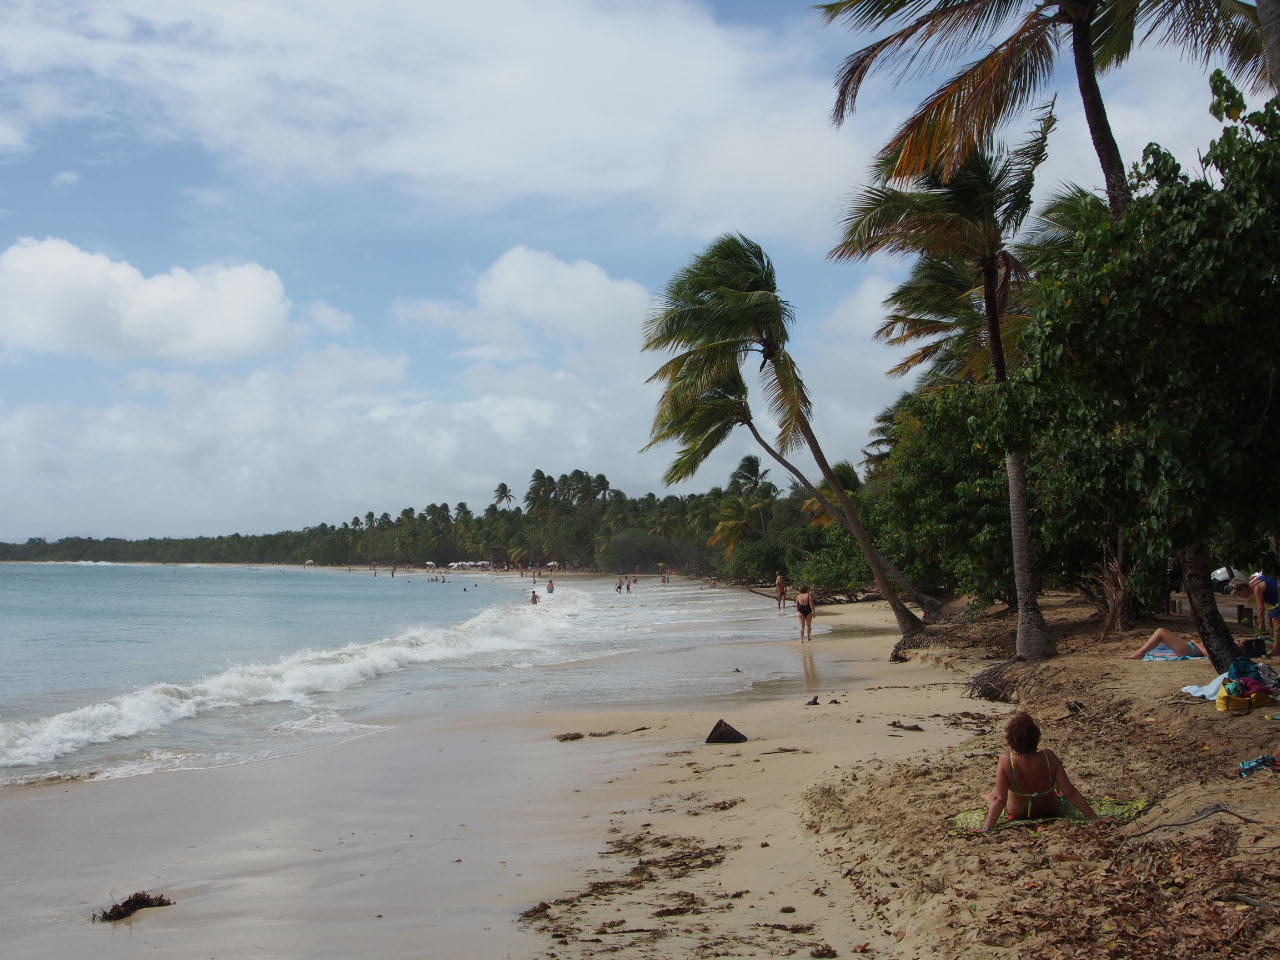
[520,595,1280,959]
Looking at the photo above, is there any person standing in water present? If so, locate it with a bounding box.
[546,579,555,594]
[530,590,540,605]
[794,584,815,642]
[775,571,786,611]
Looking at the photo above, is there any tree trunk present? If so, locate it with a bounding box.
[1182,541,1241,674]
[981,260,1008,381]
[1005,449,1054,658]
[1260,0,1280,90]
[1098,526,1138,639]
[872,544,945,622]
[794,416,925,638]
[1070,12,1131,219]
[981,259,1052,659]
[745,419,925,637]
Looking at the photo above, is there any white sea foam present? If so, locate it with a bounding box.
[0,593,591,769]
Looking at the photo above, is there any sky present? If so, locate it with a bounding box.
[0,0,1239,541]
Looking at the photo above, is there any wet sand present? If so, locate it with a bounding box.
[0,593,967,959]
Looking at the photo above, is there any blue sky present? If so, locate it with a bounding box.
[0,0,1234,540]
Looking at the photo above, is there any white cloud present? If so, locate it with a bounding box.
[305,300,354,335]
[0,237,295,362]
[0,0,879,247]
[395,245,652,376]
[51,170,78,186]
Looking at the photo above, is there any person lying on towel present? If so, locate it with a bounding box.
[1125,627,1205,659]
[978,712,1101,832]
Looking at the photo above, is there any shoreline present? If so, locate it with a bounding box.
[0,589,935,959]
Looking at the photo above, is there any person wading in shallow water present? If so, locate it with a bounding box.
[794,584,815,642]
[775,571,786,611]
[530,590,540,605]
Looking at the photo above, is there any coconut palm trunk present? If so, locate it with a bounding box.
[792,417,925,637]
[1069,11,1131,218]
[980,260,1052,657]
[743,420,936,627]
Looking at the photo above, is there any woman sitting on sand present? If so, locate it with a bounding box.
[1125,626,1205,660]
[795,584,815,642]
[979,712,1100,832]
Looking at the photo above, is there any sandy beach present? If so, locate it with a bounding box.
[0,587,971,959]
[7,587,1280,959]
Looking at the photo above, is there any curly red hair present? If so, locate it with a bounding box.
[1004,711,1041,754]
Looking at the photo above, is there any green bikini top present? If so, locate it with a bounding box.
[1007,750,1059,810]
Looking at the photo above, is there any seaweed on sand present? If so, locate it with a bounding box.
[91,891,173,922]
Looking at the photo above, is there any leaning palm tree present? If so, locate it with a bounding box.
[643,234,931,637]
[820,0,1268,219]
[830,112,1056,657]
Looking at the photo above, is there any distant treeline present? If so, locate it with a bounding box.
[0,463,876,592]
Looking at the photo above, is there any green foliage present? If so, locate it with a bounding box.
[1019,74,1280,572]
[866,387,1017,608]
[796,523,872,596]
[712,538,788,585]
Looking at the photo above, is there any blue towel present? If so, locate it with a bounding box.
[1142,644,1202,661]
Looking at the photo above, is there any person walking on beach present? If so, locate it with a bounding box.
[795,584,815,642]
[775,571,787,610]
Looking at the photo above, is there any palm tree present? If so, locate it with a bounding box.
[728,454,769,498]
[644,234,927,638]
[710,494,814,559]
[493,482,514,509]
[1264,0,1280,86]
[861,394,913,478]
[830,113,1056,657]
[820,0,1267,219]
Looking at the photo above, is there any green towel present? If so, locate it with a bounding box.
[949,797,1150,835]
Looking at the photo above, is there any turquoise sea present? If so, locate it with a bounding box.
[0,563,810,785]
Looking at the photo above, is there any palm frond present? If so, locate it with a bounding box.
[882,9,1058,180]
[1016,184,1109,273]
[823,0,1039,125]
[1139,0,1272,95]
[997,97,1056,236]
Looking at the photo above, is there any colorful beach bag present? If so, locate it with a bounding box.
[1216,683,1272,714]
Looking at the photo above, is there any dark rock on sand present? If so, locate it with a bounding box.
[705,719,748,744]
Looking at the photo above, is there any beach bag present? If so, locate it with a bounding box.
[1216,685,1271,714]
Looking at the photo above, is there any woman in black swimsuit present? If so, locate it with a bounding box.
[795,584,815,642]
